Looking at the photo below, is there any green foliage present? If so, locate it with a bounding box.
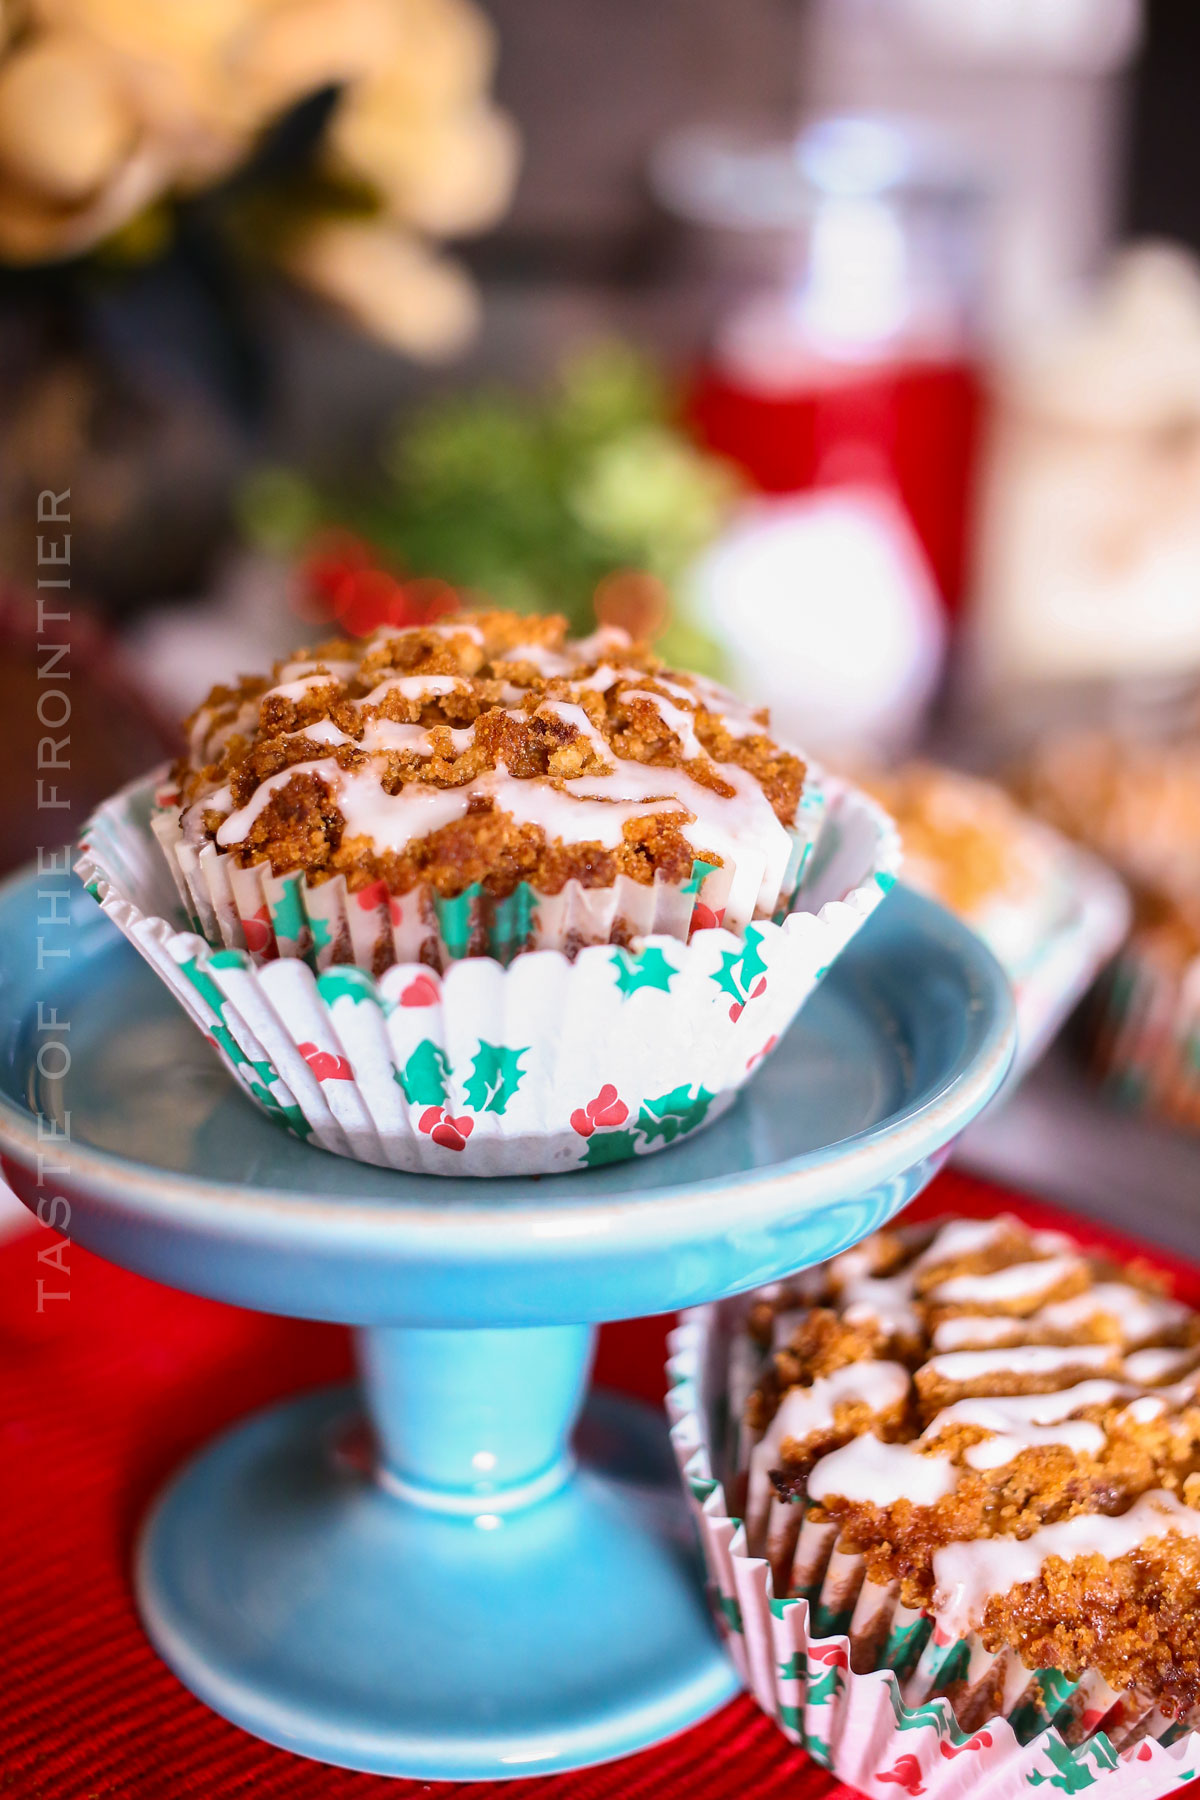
[241,341,737,647]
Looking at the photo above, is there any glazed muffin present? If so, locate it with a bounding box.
[741,1215,1200,1726]
[156,610,820,971]
[858,764,1077,981]
[1018,733,1200,1128]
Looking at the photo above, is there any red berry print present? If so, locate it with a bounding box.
[746,1034,778,1072]
[417,1105,474,1151]
[571,1085,630,1136]
[876,1754,925,1795]
[400,973,441,1008]
[809,1644,848,1669]
[242,905,273,956]
[357,878,403,927]
[690,901,726,933]
[939,1731,991,1760]
[297,1042,353,1082]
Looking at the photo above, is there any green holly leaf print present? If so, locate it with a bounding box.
[712,926,768,1004]
[270,875,308,947]
[318,966,378,1007]
[636,1083,714,1146]
[581,1127,639,1167]
[310,912,335,955]
[804,1735,832,1769]
[805,1666,843,1707]
[610,946,678,998]
[681,858,718,897]
[1027,1735,1116,1793]
[396,1039,451,1107]
[463,1041,529,1114]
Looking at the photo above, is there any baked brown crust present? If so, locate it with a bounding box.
[170,611,806,904]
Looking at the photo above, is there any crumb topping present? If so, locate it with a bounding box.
[744,1215,1200,1709]
[169,611,807,922]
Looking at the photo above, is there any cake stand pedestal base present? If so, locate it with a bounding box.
[137,1325,737,1780]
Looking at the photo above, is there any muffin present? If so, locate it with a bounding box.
[1018,733,1200,1128]
[670,1214,1200,1796]
[78,611,899,1174]
[858,764,1076,980]
[156,610,820,973]
[858,763,1129,1074]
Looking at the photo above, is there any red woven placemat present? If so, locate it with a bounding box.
[2,1169,1196,1800]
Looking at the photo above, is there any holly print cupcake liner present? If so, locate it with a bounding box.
[77,771,899,1176]
[667,1306,1200,1800]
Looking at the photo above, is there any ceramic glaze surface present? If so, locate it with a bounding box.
[0,873,1014,1326]
[0,864,1015,1780]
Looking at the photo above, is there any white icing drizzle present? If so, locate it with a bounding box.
[274,658,358,684]
[261,674,340,704]
[922,1344,1116,1385]
[842,1276,922,1340]
[928,1256,1086,1310]
[923,1395,1107,1472]
[501,642,575,676]
[808,1434,959,1507]
[759,1216,1200,1645]
[930,1283,1190,1352]
[748,1363,910,1502]
[194,622,799,922]
[619,689,704,759]
[361,674,473,707]
[932,1493,1200,1641]
[283,720,351,749]
[1125,1345,1200,1384]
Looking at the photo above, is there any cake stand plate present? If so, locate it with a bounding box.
[0,872,1014,1780]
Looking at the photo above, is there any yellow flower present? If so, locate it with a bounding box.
[328,94,519,235]
[278,215,480,360]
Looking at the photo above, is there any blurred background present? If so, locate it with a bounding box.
[5,0,1200,1234]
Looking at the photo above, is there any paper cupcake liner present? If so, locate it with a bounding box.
[666,1304,1200,1800]
[996,841,1129,1086]
[149,776,830,974]
[76,771,899,1177]
[1079,936,1200,1133]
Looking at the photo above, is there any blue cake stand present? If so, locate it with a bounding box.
[0,870,1013,1781]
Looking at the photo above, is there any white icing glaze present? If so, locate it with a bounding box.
[932,1315,1027,1351]
[808,1434,958,1508]
[284,720,351,749]
[1124,1345,1199,1384]
[748,1364,911,1502]
[928,1256,1085,1309]
[932,1492,1200,1640]
[261,674,340,704]
[1039,1283,1190,1344]
[361,674,473,706]
[620,689,704,759]
[923,1344,1115,1385]
[274,658,358,684]
[841,1275,921,1340]
[930,1283,1190,1353]
[925,1397,1106,1473]
[198,622,799,920]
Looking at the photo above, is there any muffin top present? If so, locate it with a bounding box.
[169,611,806,920]
[1018,731,1200,953]
[860,763,1060,921]
[746,1214,1200,1710]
